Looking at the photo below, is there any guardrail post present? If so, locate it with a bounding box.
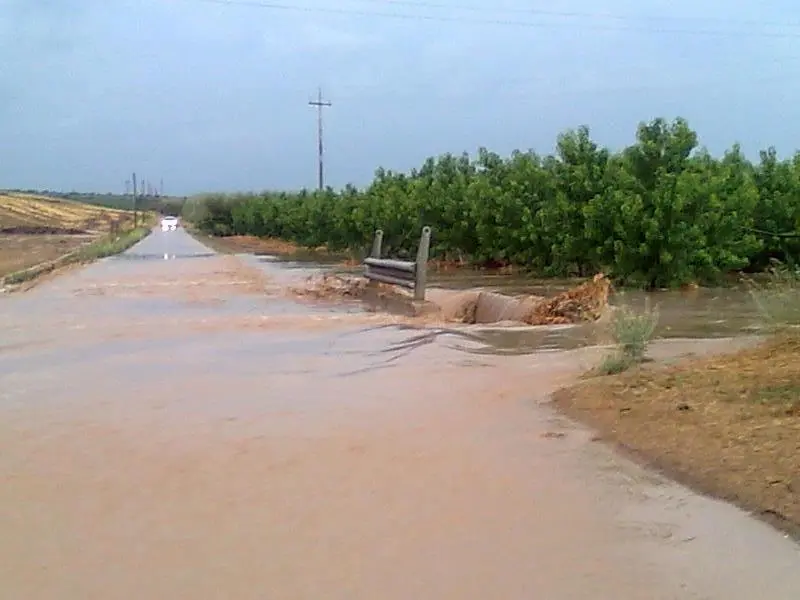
[414,226,432,302]
[371,229,383,259]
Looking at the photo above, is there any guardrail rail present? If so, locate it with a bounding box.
[363,226,432,301]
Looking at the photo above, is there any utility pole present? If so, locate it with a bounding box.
[308,87,331,191]
[132,172,138,228]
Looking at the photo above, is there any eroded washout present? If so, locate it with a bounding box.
[1,229,798,600]
[287,270,613,327]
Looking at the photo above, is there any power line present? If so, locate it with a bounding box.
[131,172,139,227]
[185,0,800,39]
[309,87,332,191]
[349,0,800,30]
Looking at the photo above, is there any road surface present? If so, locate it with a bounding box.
[1,228,798,599]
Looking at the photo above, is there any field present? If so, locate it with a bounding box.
[0,192,142,280]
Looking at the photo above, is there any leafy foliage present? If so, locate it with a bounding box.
[184,117,800,288]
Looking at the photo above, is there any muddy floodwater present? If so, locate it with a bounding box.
[1,229,798,599]
[242,253,766,353]
[427,270,763,339]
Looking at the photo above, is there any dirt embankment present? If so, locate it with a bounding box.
[554,332,800,538]
[196,234,327,256]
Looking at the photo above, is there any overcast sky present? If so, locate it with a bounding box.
[2,0,800,195]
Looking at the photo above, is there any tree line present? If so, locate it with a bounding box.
[183,117,800,288]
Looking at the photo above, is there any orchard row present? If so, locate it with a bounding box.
[184,117,800,288]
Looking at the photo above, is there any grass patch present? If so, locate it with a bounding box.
[75,226,151,260]
[595,297,660,375]
[1,226,151,288]
[752,381,800,407]
[747,263,800,331]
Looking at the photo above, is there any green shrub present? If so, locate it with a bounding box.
[596,298,660,375]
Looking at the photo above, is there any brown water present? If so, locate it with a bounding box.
[249,255,764,354]
[1,229,799,599]
[429,271,763,339]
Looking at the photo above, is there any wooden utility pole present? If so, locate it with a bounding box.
[132,172,138,228]
[308,87,331,191]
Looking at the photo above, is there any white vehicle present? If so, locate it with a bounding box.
[160,216,179,232]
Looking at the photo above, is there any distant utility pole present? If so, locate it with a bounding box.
[132,172,138,227]
[308,87,331,191]
[160,178,164,197]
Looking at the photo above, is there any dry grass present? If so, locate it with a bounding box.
[554,332,800,537]
[0,192,134,232]
[747,265,800,331]
[0,193,153,284]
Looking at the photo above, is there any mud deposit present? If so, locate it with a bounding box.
[1,229,799,599]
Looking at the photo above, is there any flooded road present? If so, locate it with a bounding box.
[1,229,798,599]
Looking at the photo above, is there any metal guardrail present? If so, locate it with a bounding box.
[364,226,432,301]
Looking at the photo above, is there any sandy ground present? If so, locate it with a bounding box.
[554,333,800,538]
[1,228,799,599]
[0,233,95,277]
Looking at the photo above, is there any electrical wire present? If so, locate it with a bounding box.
[347,0,800,30]
[182,0,800,39]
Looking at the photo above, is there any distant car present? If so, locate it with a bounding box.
[161,216,179,232]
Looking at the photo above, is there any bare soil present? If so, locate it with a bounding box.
[195,233,332,256]
[553,332,800,538]
[0,234,96,278]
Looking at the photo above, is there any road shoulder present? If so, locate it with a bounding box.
[553,332,800,539]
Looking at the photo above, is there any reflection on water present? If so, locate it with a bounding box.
[455,324,595,355]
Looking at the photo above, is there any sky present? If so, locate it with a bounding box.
[2,0,800,195]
